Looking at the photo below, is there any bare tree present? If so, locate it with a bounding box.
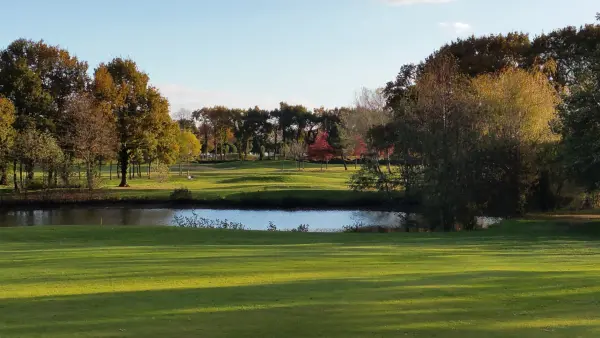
[65,93,117,189]
[288,140,306,170]
[354,87,394,172]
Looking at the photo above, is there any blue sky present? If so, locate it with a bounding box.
[1,0,597,112]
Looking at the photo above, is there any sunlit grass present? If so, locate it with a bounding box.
[0,161,387,205]
[2,221,600,337]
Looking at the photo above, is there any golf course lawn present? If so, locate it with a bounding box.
[2,220,600,337]
[0,161,395,207]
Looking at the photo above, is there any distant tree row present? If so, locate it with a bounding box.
[175,101,377,170]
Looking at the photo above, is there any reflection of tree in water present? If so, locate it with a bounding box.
[350,211,404,227]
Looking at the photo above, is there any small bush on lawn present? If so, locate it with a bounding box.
[170,188,193,201]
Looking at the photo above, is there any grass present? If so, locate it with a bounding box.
[0,160,397,208]
[2,220,600,337]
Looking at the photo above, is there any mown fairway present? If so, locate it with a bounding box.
[0,161,384,206]
[2,221,600,337]
[101,160,357,200]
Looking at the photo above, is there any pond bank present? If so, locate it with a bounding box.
[0,190,416,212]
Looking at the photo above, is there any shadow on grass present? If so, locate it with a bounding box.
[2,272,600,337]
[0,187,407,211]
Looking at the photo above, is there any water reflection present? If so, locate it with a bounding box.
[0,208,501,231]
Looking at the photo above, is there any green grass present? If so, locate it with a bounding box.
[2,220,600,337]
[1,161,393,206]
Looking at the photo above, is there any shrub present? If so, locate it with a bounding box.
[153,163,170,183]
[267,221,277,231]
[173,212,245,230]
[170,188,193,201]
[292,224,310,233]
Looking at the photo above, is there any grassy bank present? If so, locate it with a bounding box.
[2,220,600,337]
[0,161,402,209]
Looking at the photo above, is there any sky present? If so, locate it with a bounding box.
[0,0,597,113]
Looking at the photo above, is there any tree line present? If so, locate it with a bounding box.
[350,13,600,229]
[0,39,384,191]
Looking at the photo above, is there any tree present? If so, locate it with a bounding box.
[427,33,532,78]
[93,58,173,187]
[64,93,117,189]
[354,88,394,172]
[0,39,89,133]
[558,45,600,191]
[175,108,199,135]
[0,39,89,185]
[194,106,232,161]
[308,132,334,171]
[289,139,306,170]
[473,68,560,214]
[178,130,201,177]
[13,128,63,190]
[0,96,15,185]
[532,23,600,88]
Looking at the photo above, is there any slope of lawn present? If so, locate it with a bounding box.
[2,220,600,337]
[105,161,355,199]
[0,161,395,207]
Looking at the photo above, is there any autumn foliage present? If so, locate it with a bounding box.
[308,132,334,169]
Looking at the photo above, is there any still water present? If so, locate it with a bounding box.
[0,208,501,231]
[0,208,406,231]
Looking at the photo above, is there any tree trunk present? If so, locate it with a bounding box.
[109,162,113,181]
[13,160,18,192]
[48,170,53,188]
[179,163,182,176]
[385,149,392,174]
[213,129,218,162]
[98,160,102,178]
[0,165,7,186]
[355,158,358,169]
[147,161,151,178]
[116,161,120,179]
[342,152,348,171]
[138,163,141,178]
[26,163,34,182]
[19,162,23,187]
[86,162,93,190]
[78,165,81,182]
[119,149,129,187]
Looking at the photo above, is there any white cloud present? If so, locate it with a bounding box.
[438,22,472,35]
[157,83,315,113]
[383,0,455,5]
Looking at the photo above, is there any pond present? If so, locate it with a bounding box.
[0,207,501,232]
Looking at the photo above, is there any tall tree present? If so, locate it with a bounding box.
[0,96,15,185]
[93,58,172,187]
[0,39,89,132]
[178,130,201,176]
[64,93,117,189]
[427,33,532,78]
[532,23,600,88]
[558,44,600,191]
[473,68,560,214]
[194,106,232,161]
